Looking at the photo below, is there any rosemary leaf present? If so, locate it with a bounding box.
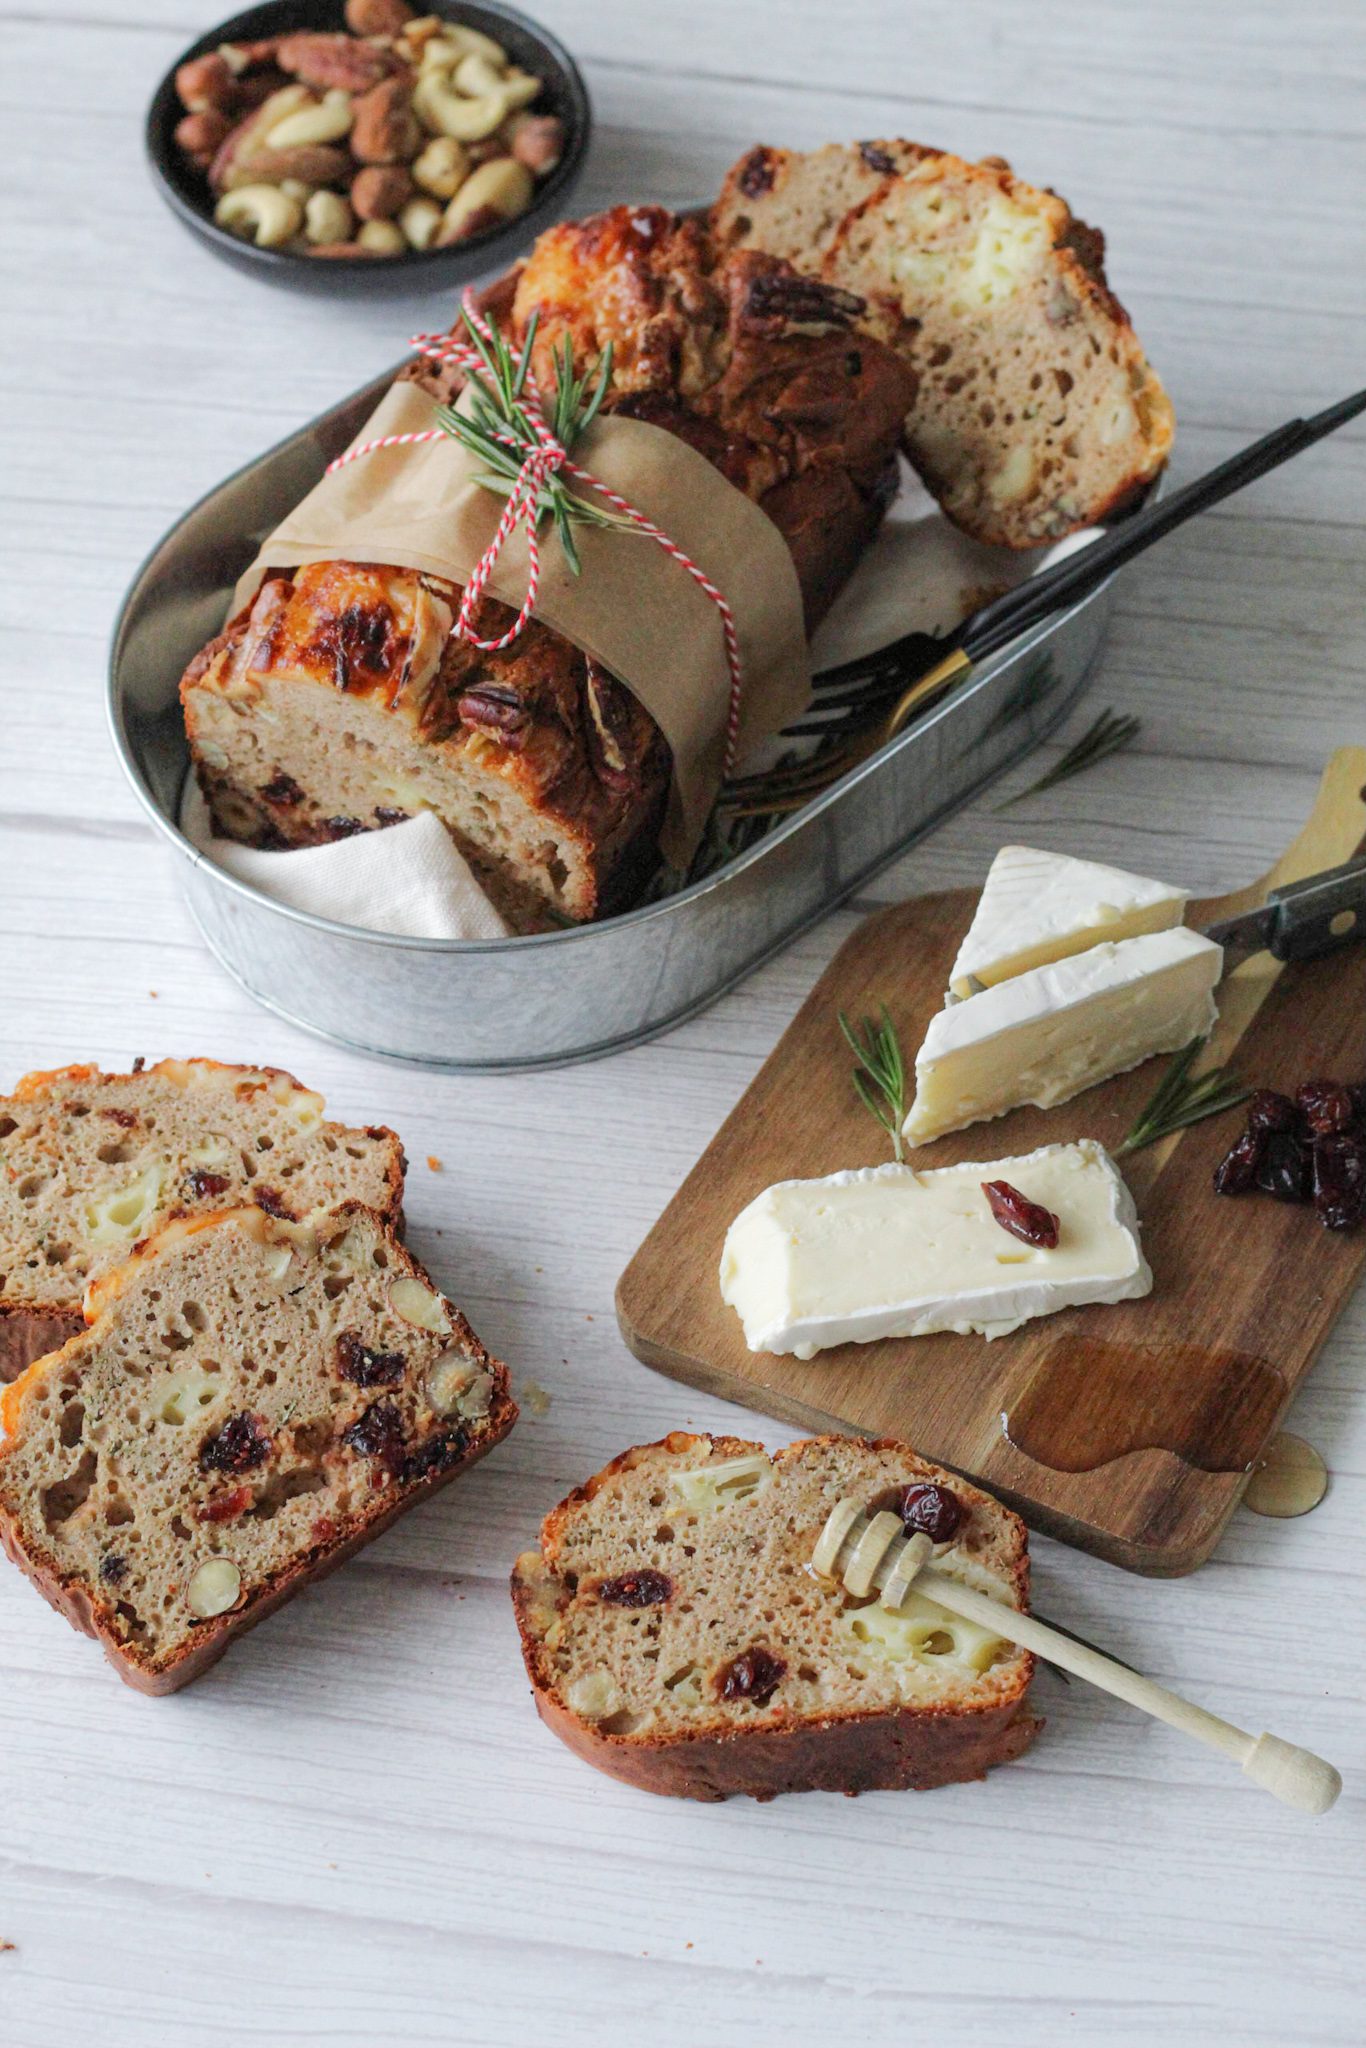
[1117,1037,1251,1155]
[838,1006,907,1163]
[994,707,1141,811]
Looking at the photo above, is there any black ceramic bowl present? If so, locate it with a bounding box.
[146,0,590,294]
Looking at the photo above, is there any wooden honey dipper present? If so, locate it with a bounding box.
[813,1501,1342,1815]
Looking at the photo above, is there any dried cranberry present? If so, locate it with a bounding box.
[260,772,305,807]
[99,1553,128,1585]
[252,1186,293,1220]
[716,1646,786,1705]
[373,806,408,826]
[737,147,778,197]
[1350,1084,1366,1126]
[1312,1133,1366,1230]
[322,816,367,839]
[1296,1079,1355,1135]
[398,1427,471,1487]
[1245,1090,1296,1132]
[859,141,898,173]
[100,1106,138,1127]
[343,1399,405,1465]
[897,1482,963,1544]
[199,1411,272,1474]
[1255,1130,1312,1203]
[198,1484,252,1524]
[335,1329,406,1387]
[596,1569,673,1608]
[981,1180,1060,1249]
[187,1169,230,1199]
[1213,1126,1264,1195]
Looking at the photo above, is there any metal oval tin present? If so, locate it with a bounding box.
[108,365,1118,1071]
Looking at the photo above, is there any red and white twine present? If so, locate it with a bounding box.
[325,290,745,772]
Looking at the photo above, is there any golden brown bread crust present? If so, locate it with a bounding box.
[184,206,915,922]
[0,1203,515,1695]
[511,1432,1041,1802]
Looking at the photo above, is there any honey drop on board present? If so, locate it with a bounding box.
[1243,1433,1329,1518]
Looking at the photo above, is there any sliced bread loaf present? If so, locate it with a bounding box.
[713,141,1173,547]
[0,1060,404,1382]
[511,1432,1039,1800]
[0,1203,514,1693]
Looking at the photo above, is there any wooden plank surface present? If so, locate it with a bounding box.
[1,2,1364,2044]
[619,754,1366,1571]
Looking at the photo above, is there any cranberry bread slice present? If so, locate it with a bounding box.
[511,1433,1039,1801]
[0,1204,514,1694]
[0,1059,404,1384]
[714,142,1173,547]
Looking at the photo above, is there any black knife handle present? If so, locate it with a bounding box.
[1266,856,1366,961]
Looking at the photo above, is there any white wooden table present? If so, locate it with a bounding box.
[2,4,1363,2041]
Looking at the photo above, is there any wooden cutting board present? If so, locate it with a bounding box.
[618,750,1366,1575]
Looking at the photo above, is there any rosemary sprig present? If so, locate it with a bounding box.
[433,306,629,577]
[838,1006,907,1163]
[994,707,1140,810]
[1117,1037,1251,1156]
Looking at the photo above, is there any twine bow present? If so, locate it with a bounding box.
[326,290,746,772]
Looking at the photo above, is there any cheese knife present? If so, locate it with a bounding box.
[1203,855,1366,970]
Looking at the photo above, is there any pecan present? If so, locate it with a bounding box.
[583,664,637,791]
[508,114,565,176]
[351,76,421,164]
[743,272,865,331]
[457,683,529,745]
[276,31,402,94]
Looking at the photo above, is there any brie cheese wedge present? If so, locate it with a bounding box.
[904,926,1222,1146]
[719,1140,1150,1358]
[949,846,1187,998]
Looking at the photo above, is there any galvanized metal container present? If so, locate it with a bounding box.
[108,367,1118,1071]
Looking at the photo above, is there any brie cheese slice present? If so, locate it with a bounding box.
[949,846,1187,998]
[905,926,1222,1146]
[719,1140,1150,1359]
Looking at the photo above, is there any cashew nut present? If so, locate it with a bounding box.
[446,24,509,65]
[418,34,469,71]
[279,177,312,201]
[452,52,506,97]
[499,69,544,112]
[216,183,305,247]
[411,133,469,198]
[266,87,354,149]
[413,72,508,142]
[304,188,355,244]
[436,156,533,243]
[357,217,406,255]
[398,195,443,249]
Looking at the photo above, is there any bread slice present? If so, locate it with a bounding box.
[0,1203,515,1693]
[511,1432,1039,1801]
[0,1060,404,1383]
[713,141,1173,547]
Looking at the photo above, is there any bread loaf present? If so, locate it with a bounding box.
[511,1432,1039,1800]
[714,141,1173,547]
[182,206,915,927]
[0,1203,514,1693]
[0,1059,404,1383]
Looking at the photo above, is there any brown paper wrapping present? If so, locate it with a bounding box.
[232,380,811,862]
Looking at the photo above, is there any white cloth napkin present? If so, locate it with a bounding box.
[179,459,1095,940]
[180,784,508,940]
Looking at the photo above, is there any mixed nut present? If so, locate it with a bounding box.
[171,2,567,258]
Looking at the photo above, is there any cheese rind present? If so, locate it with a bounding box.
[718,1141,1150,1360]
[905,927,1221,1147]
[948,846,1188,998]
